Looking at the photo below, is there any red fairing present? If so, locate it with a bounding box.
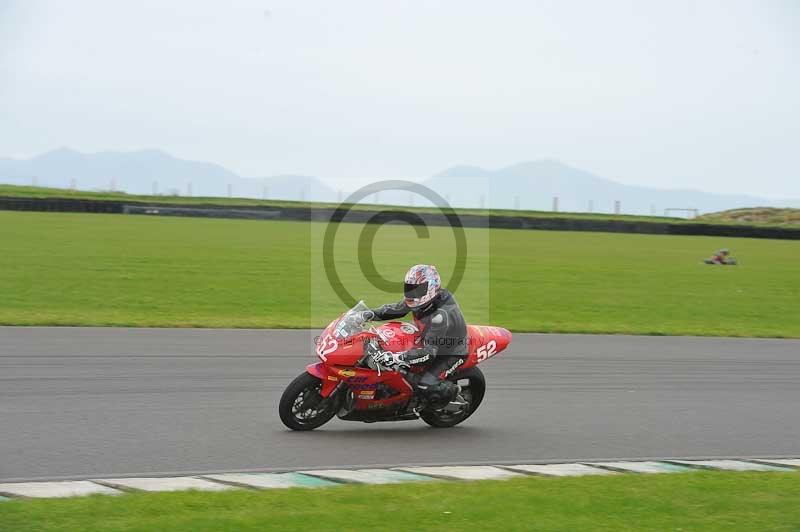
[332,365,413,410]
[322,333,368,366]
[305,363,340,397]
[462,325,513,369]
[314,318,374,366]
[372,321,419,353]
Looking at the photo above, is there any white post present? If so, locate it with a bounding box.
[110,178,116,192]
[227,184,232,198]
[514,196,520,210]
[650,204,656,216]
[152,181,158,196]
[69,178,76,191]
[300,188,306,202]
[588,199,594,213]
[552,196,559,212]
[187,181,193,197]
[614,200,621,215]
[32,176,38,187]
[262,185,268,200]
[374,191,380,204]
[408,193,414,207]
[479,194,485,209]
[337,189,343,203]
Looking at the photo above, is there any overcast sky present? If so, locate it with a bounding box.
[1,0,798,197]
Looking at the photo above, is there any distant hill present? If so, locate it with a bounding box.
[698,207,800,226]
[0,148,336,202]
[1,149,797,215]
[424,160,800,215]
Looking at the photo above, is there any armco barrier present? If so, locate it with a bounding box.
[122,205,282,220]
[0,197,125,214]
[1,195,798,240]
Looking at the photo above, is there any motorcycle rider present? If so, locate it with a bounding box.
[705,248,734,265]
[360,264,467,408]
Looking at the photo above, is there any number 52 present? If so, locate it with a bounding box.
[476,340,497,362]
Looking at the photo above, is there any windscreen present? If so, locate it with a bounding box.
[333,300,371,339]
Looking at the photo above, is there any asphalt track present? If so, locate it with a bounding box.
[1,327,798,482]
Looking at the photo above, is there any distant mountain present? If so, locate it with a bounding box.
[424,160,800,215]
[0,148,238,196]
[1,149,797,215]
[434,164,491,178]
[0,148,336,202]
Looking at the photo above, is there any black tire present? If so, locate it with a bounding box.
[421,367,486,428]
[279,372,337,431]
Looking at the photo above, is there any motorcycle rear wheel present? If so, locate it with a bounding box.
[279,372,337,431]
[420,367,486,428]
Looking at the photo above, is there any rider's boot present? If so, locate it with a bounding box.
[417,380,460,410]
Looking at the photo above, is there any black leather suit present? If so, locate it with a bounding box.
[370,289,467,406]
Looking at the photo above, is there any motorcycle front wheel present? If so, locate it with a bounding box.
[279,372,337,431]
[420,367,486,428]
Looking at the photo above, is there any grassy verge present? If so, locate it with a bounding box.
[698,207,800,227]
[1,211,799,336]
[1,472,798,531]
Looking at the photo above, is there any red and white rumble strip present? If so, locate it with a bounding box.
[0,459,796,499]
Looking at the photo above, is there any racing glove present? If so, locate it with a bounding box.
[398,346,436,366]
[357,310,376,323]
[372,350,409,371]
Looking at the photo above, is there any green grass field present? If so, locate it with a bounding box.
[1,210,798,336]
[0,472,798,532]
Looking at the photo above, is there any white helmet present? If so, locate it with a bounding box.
[403,264,441,308]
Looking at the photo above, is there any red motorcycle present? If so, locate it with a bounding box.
[279,301,512,430]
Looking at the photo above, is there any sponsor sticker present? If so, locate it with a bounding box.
[338,369,357,378]
[441,358,464,378]
[400,322,419,334]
